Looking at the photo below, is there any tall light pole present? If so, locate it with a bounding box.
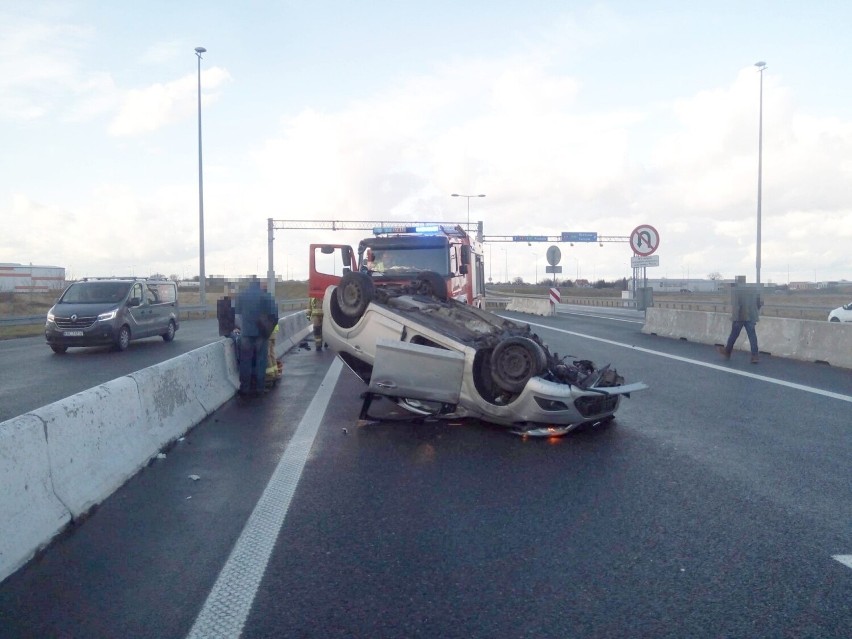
[529,251,538,285]
[195,46,207,310]
[451,193,485,232]
[755,60,767,285]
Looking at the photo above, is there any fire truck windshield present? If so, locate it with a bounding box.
[366,246,450,276]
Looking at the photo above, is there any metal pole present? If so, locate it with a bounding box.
[267,217,275,297]
[451,193,485,235]
[195,47,207,311]
[755,61,767,285]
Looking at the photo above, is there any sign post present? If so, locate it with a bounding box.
[549,287,560,315]
[629,224,661,306]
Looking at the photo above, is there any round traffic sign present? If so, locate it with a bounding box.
[630,224,660,256]
[546,245,562,266]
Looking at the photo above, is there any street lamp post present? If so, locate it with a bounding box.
[451,193,485,232]
[755,60,767,285]
[195,46,207,311]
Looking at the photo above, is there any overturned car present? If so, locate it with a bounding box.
[323,271,647,437]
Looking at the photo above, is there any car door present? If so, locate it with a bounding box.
[368,339,465,405]
[125,282,150,337]
[145,281,176,335]
[309,244,358,299]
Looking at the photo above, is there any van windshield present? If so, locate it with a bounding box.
[61,282,131,304]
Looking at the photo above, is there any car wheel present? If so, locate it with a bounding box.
[490,336,547,393]
[830,317,840,322]
[162,320,176,341]
[50,345,68,354]
[336,271,374,319]
[415,271,449,302]
[114,325,131,351]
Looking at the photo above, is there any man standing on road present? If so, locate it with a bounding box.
[235,278,278,395]
[306,296,324,351]
[717,275,762,364]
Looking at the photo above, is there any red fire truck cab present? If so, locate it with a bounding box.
[309,224,486,307]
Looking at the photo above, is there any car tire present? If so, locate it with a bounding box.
[114,325,131,351]
[162,320,176,341]
[336,271,374,319]
[50,345,68,354]
[830,317,840,322]
[415,271,449,302]
[490,336,547,393]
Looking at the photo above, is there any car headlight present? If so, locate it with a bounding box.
[47,312,55,322]
[98,309,118,321]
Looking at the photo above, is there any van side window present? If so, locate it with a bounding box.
[146,284,160,304]
[146,283,176,304]
[131,283,144,305]
[160,284,176,303]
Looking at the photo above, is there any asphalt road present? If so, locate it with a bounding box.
[0,318,226,423]
[1,310,850,638]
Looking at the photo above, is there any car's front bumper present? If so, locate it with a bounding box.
[45,322,118,347]
[456,376,648,429]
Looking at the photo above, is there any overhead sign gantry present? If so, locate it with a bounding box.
[266,217,632,294]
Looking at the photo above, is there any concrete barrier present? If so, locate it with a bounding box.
[0,415,71,581]
[643,308,852,369]
[276,311,312,355]
[506,297,553,316]
[39,377,150,518]
[0,312,310,585]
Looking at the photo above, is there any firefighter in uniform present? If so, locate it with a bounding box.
[307,296,324,351]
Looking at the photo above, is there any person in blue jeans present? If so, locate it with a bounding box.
[717,276,762,364]
[235,278,278,395]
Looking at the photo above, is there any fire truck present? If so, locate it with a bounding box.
[308,224,486,307]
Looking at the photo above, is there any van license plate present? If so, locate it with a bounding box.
[63,331,84,337]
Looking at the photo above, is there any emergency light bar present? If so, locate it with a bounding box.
[372,225,443,236]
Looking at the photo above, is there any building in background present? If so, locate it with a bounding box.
[0,263,65,293]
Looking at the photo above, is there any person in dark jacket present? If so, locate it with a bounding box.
[235,278,278,395]
[717,276,762,363]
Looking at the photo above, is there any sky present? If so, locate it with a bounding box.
[2,0,851,286]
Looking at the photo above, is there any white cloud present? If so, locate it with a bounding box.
[3,6,852,284]
[108,67,232,137]
[0,11,93,120]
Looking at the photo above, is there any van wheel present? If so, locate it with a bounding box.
[490,337,547,393]
[50,345,68,354]
[337,271,374,319]
[162,320,176,342]
[114,325,131,351]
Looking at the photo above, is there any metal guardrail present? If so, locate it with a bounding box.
[0,315,44,327]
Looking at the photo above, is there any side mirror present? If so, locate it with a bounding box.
[459,264,469,275]
[321,246,335,254]
[128,297,141,307]
[461,245,471,265]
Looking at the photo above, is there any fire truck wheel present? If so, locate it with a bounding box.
[415,271,449,302]
[490,336,548,393]
[336,271,374,319]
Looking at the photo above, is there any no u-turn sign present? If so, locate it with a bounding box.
[630,225,660,256]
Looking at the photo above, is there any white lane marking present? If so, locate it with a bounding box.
[558,310,644,324]
[833,555,852,570]
[186,358,343,639]
[521,319,852,405]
